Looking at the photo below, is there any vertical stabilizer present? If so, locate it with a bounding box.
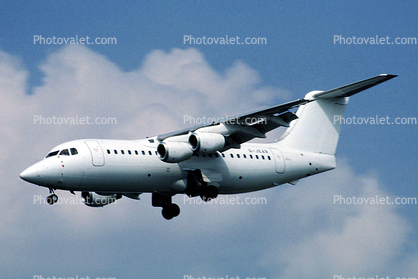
[276,74,396,155]
[277,95,348,155]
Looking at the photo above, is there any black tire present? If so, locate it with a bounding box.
[200,186,218,202]
[162,203,180,220]
[207,186,218,199]
[170,203,180,217]
[162,207,174,220]
[46,195,54,205]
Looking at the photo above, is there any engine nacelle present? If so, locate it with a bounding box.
[189,132,225,153]
[157,141,193,163]
[81,192,122,207]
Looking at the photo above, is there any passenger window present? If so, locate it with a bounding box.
[237,154,240,158]
[70,148,78,155]
[128,150,131,155]
[135,150,138,155]
[268,156,271,160]
[121,150,125,155]
[142,151,145,155]
[256,155,259,159]
[250,155,253,159]
[148,151,152,155]
[243,154,246,159]
[59,149,70,156]
[230,154,234,158]
[114,150,118,154]
[106,149,110,154]
[46,150,59,158]
[262,155,265,160]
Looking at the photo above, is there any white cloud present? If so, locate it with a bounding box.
[1,46,417,278]
[259,160,414,278]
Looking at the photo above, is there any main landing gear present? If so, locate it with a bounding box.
[152,192,180,220]
[152,170,220,220]
[46,188,58,205]
[186,169,218,201]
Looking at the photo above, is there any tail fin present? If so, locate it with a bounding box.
[276,74,397,156]
[277,95,348,155]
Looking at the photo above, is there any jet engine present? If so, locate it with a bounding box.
[81,192,122,207]
[157,141,193,163]
[189,132,225,153]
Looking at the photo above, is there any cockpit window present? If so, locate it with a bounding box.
[70,148,78,155]
[59,149,70,156]
[45,150,59,158]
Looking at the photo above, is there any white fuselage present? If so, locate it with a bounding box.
[19,74,396,219]
[22,138,336,195]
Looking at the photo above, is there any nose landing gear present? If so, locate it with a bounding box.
[46,188,58,205]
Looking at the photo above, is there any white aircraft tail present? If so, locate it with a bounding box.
[276,74,397,156]
[277,94,348,156]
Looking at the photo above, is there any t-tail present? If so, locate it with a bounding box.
[276,74,397,156]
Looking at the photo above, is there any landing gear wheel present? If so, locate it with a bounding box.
[162,203,180,220]
[46,194,58,205]
[200,186,218,202]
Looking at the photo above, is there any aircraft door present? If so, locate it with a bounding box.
[270,148,285,173]
[85,140,105,166]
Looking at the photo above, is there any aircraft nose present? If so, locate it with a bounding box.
[19,164,39,184]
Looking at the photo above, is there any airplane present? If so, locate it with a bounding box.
[20,74,397,219]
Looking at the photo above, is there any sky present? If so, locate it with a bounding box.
[1,1,417,278]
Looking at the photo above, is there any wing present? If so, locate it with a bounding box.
[156,74,396,153]
[157,98,307,143]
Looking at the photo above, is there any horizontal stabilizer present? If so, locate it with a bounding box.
[310,74,397,100]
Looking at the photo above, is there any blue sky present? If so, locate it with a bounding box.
[1,1,417,278]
